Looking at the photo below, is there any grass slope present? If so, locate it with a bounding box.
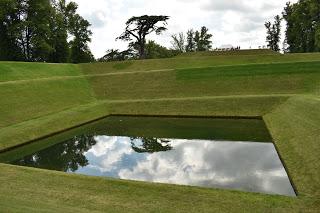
[80,52,320,75]
[0,62,82,82]
[0,77,96,128]
[0,163,309,213]
[0,101,109,151]
[264,96,320,197]
[0,51,319,212]
[0,95,289,152]
[87,61,320,100]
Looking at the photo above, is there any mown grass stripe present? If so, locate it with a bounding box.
[177,61,320,80]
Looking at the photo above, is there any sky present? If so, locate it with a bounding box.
[72,0,298,58]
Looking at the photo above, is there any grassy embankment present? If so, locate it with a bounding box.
[0,50,319,212]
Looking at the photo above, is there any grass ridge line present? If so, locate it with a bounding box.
[106,94,294,103]
[1,60,320,85]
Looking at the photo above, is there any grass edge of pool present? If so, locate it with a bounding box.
[7,115,297,197]
[0,94,319,212]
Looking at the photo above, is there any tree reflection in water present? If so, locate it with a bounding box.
[13,135,173,172]
[13,135,97,172]
[130,137,172,153]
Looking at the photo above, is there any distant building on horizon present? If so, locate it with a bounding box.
[214,44,240,51]
[219,44,234,49]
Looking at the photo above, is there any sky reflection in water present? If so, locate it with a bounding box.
[71,136,295,196]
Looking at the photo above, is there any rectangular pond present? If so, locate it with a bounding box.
[1,116,296,197]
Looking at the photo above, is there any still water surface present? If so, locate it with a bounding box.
[10,116,296,196]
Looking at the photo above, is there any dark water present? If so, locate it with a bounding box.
[7,116,296,196]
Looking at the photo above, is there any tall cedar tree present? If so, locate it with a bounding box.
[117,15,169,59]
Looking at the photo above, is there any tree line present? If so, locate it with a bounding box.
[1,0,319,63]
[99,15,213,62]
[172,27,213,53]
[0,0,94,63]
[265,0,320,53]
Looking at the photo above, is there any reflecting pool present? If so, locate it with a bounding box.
[6,116,296,196]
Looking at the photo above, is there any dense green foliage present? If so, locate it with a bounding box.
[145,40,179,59]
[283,0,320,52]
[69,13,94,63]
[0,0,93,63]
[194,26,213,51]
[0,0,52,61]
[98,41,178,62]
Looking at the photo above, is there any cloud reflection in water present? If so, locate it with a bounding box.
[75,136,295,196]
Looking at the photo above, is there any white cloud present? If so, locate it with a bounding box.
[85,136,134,172]
[202,0,255,13]
[72,0,298,58]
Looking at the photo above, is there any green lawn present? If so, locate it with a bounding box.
[80,51,320,75]
[0,77,96,128]
[87,61,319,100]
[0,50,319,212]
[0,62,82,82]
